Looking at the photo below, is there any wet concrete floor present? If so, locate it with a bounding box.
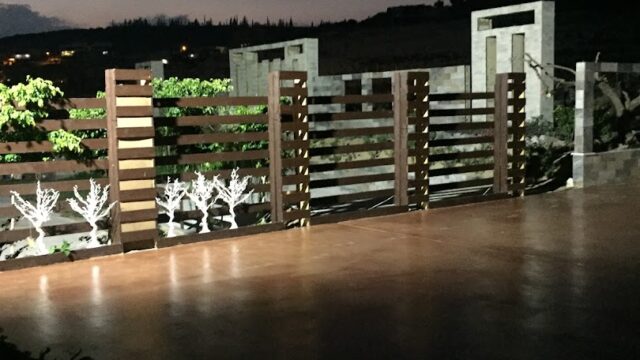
[0,184,639,359]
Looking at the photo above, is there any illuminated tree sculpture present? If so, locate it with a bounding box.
[67,179,117,248]
[156,177,188,237]
[10,182,60,255]
[213,168,254,229]
[187,172,217,234]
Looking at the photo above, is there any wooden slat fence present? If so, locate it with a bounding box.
[0,93,120,264]
[0,69,526,271]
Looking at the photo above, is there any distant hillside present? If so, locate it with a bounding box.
[0,0,639,96]
[0,3,69,38]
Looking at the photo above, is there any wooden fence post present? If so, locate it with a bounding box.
[393,72,409,207]
[267,72,284,224]
[271,71,311,227]
[493,73,509,195]
[407,72,430,210]
[291,73,310,226]
[105,69,157,251]
[508,73,527,197]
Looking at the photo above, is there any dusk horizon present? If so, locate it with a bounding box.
[3,0,439,28]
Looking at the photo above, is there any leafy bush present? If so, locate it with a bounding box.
[525,106,575,185]
[0,77,86,162]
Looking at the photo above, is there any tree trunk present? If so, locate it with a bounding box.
[35,227,47,255]
[199,210,210,234]
[229,207,238,229]
[88,224,100,248]
[167,213,176,238]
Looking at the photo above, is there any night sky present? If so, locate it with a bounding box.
[9,0,438,27]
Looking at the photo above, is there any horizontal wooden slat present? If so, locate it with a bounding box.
[430,108,494,117]
[310,142,394,157]
[308,94,393,105]
[120,167,156,181]
[0,159,108,176]
[121,188,157,202]
[309,111,393,122]
[429,122,494,132]
[115,85,153,97]
[428,136,494,148]
[155,150,269,166]
[429,164,494,177]
[429,93,494,101]
[121,209,158,224]
[154,114,268,127]
[156,132,268,146]
[65,98,106,109]
[117,127,155,139]
[153,97,267,108]
[116,106,153,117]
[38,119,106,131]
[0,138,107,155]
[118,147,156,160]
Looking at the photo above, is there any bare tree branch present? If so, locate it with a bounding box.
[628,95,640,112]
[597,81,625,117]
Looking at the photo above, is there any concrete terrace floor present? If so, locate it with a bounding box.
[1,183,640,359]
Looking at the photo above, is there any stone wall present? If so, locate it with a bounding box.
[229,38,319,96]
[573,149,640,188]
[471,1,554,122]
[573,62,640,188]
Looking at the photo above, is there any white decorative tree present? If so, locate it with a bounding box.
[156,177,188,237]
[67,179,117,248]
[186,172,217,234]
[213,168,254,229]
[11,182,60,255]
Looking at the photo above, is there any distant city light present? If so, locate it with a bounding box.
[189,53,196,59]
[14,54,31,60]
[102,50,109,55]
[180,45,188,52]
[61,50,75,57]
[162,59,169,64]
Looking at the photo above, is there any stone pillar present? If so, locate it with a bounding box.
[573,62,596,187]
